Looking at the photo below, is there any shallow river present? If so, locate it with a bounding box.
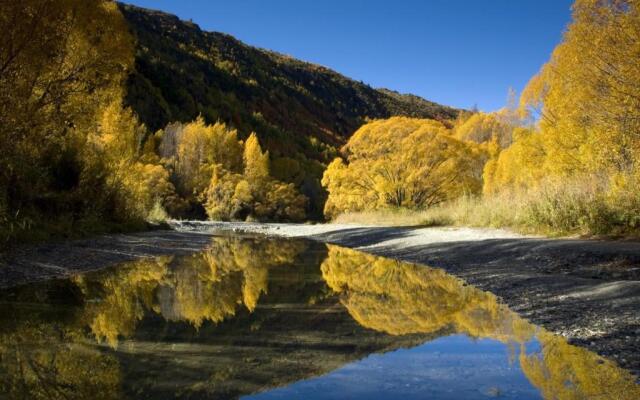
[0,234,638,399]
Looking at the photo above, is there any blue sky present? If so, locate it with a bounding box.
[122,0,574,111]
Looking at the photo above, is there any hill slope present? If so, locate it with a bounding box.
[119,4,460,217]
[121,4,458,148]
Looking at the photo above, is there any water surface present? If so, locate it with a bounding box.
[0,234,637,399]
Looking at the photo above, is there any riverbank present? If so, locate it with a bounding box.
[171,221,640,376]
[2,221,639,376]
[0,230,216,288]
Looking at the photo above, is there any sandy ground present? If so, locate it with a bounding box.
[2,221,640,376]
[172,221,640,376]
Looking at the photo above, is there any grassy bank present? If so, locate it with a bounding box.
[334,179,640,238]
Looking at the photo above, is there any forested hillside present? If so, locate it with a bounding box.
[0,1,459,247]
[121,4,457,140]
[119,4,459,216]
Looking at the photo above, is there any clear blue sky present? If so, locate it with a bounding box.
[121,0,574,111]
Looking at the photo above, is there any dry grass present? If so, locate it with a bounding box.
[333,176,640,238]
[332,209,435,227]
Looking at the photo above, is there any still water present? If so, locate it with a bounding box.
[0,234,638,399]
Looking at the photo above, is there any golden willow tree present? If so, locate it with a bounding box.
[478,0,640,234]
[486,0,640,192]
[322,117,484,218]
[0,0,177,241]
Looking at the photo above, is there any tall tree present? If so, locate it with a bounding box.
[243,133,270,181]
[0,0,134,236]
[519,0,640,176]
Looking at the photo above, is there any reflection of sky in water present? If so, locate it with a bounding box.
[247,335,542,400]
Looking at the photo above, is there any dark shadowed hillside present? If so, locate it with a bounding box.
[119,4,459,161]
[119,4,460,218]
[122,6,457,144]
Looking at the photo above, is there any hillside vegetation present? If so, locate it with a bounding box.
[120,4,459,217]
[324,0,640,237]
[0,1,458,247]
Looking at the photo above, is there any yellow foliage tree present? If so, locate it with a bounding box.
[483,128,547,195]
[174,116,244,201]
[478,1,640,235]
[205,166,249,220]
[204,132,307,221]
[81,101,177,222]
[0,0,155,239]
[322,117,484,218]
[454,109,518,149]
[243,132,270,181]
[519,0,640,177]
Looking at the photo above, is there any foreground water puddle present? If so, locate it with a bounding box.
[248,336,543,400]
[0,234,638,399]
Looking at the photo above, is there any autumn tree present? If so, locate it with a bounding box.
[170,116,244,202]
[454,108,520,149]
[518,0,640,178]
[482,127,547,195]
[322,117,484,218]
[204,166,248,220]
[204,132,307,221]
[0,0,145,241]
[473,0,640,235]
[243,133,270,182]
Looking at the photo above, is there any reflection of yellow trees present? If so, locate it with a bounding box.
[75,237,305,345]
[0,237,306,397]
[321,245,640,399]
[167,237,304,326]
[521,331,640,400]
[0,323,121,399]
[321,245,532,342]
[75,256,171,347]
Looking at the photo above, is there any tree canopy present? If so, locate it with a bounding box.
[322,117,484,218]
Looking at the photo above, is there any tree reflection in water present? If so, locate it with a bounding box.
[0,237,638,399]
[0,236,307,399]
[75,236,305,346]
[321,245,640,400]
